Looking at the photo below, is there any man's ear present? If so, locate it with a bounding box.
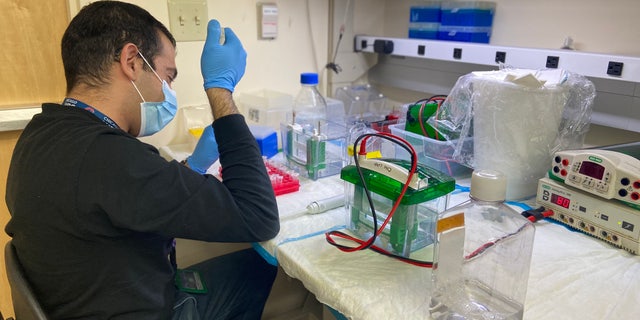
[118,43,141,81]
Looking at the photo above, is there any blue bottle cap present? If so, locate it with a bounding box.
[300,73,319,85]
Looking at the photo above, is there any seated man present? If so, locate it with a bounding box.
[4,1,280,319]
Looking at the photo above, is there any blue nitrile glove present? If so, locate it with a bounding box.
[201,19,247,92]
[186,125,219,174]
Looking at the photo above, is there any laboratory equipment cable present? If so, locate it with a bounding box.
[305,0,321,75]
[466,207,554,260]
[325,0,351,74]
[325,132,435,267]
[415,95,447,140]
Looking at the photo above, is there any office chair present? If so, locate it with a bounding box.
[4,241,49,320]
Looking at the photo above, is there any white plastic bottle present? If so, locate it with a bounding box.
[430,170,535,320]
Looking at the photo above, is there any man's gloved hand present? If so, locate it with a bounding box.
[201,19,247,92]
[186,125,219,174]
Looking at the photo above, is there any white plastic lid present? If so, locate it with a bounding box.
[470,169,507,202]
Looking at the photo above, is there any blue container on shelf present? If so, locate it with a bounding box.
[409,1,441,40]
[437,26,492,43]
[438,1,495,43]
[440,1,495,26]
[409,22,441,40]
[410,3,441,23]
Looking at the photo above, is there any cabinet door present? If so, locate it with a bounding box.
[0,0,68,109]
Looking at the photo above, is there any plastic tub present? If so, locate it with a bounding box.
[389,123,472,177]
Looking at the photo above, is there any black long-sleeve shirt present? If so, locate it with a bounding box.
[5,103,279,319]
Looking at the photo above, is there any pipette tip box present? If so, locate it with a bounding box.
[250,125,278,159]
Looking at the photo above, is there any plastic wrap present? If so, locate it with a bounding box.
[428,68,595,199]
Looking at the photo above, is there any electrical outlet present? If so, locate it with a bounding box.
[453,48,462,59]
[373,40,394,54]
[167,0,208,42]
[495,51,506,63]
[418,45,425,56]
[607,61,624,76]
[546,56,559,68]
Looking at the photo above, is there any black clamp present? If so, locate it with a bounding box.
[521,206,548,223]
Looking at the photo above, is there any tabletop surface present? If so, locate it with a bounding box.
[257,173,640,320]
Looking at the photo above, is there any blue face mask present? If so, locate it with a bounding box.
[131,52,178,137]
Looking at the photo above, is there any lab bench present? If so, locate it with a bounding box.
[157,124,640,319]
[254,164,640,320]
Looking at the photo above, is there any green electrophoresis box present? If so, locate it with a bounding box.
[404,102,446,141]
[341,159,455,257]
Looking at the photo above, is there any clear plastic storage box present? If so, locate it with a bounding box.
[342,159,455,258]
[281,121,348,180]
[238,90,293,144]
[389,123,472,177]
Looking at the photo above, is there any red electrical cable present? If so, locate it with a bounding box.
[417,96,446,140]
[325,132,419,256]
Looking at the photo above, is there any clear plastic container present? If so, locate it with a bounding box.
[182,104,213,151]
[237,89,293,131]
[388,123,472,178]
[342,159,455,257]
[282,73,347,180]
[333,84,387,125]
[281,121,347,180]
[430,170,535,320]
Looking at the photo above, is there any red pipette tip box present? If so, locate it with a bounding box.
[218,158,300,196]
[264,160,300,196]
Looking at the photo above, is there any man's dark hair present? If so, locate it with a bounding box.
[61,1,176,93]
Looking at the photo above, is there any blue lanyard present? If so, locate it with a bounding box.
[62,98,120,129]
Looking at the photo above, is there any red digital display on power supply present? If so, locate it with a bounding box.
[551,193,571,209]
[579,161,605,180]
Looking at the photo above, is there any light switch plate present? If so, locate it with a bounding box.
[167,0,208,42]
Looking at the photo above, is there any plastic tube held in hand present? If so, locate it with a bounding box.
[306,195,344,214]
[200,19,246,92]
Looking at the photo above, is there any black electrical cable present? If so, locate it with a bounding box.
[326,132,416,252]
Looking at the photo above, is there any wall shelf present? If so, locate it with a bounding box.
[354,35,640,83]
[353,35,640,133]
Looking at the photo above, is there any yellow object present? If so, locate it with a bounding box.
[347,145,382,158]
[188,127,204,139]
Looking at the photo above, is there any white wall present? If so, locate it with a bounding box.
[69,0,330,146]
[376,0,640,56]
[70,0,329,103]
[70,0,640,146]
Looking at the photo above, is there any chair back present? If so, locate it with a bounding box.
[4,241,49,320]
